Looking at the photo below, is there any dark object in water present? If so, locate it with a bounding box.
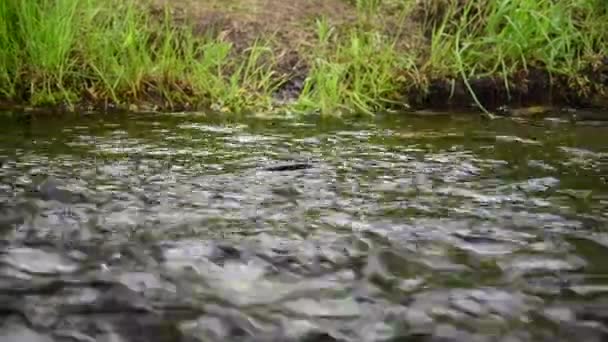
[263,162,314,172]
[495,105,554,117]
[26,176,87,204]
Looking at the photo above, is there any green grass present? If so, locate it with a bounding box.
[0,0,282,113]
[191,39,285,113]
[423,0,608,112]
[0,0,607,115]
[0,0,18,99]
[294,16,416,116]
[0,0,418,116]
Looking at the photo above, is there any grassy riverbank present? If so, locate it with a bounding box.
[1,0,607,116]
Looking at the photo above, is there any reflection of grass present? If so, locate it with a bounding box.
[423,0,608,113]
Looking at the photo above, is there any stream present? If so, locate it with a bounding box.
[0,111,607,342]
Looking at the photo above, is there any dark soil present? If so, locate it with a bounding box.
[406,64,608,113]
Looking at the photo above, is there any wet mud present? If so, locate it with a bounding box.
[408,66,608,114]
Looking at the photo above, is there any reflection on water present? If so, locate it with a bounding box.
[0,111,607,341]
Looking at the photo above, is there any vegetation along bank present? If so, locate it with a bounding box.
[1,0,607,116]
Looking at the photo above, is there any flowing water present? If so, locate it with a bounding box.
[0,111,607,342]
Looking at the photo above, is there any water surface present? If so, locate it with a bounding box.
[0,111,607,342]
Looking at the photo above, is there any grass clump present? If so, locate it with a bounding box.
[0,0,19,99]
[190,39,284,113]
[0,0,282,113]
[294,17,416,116]
[423,0,608,110]
[0,0,80,103]
[78,1,184,107]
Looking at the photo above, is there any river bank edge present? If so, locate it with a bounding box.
[1,0,607,118]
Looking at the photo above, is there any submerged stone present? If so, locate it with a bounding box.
[0,318,52,342]
[1,247,78,275]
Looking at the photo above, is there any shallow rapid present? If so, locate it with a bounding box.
[0,111,607,342]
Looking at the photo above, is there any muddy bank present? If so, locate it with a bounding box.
[2,72,607,118]
[407,66,608,114]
